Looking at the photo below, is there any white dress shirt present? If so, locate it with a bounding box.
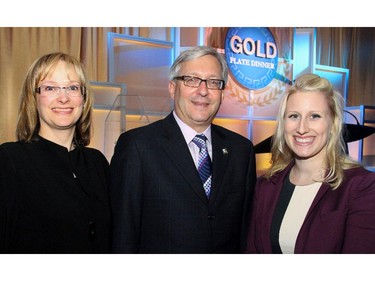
[173,111,213,168]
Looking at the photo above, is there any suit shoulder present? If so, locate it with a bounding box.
[1,141,23,148]
[0,141,28,156]
[116,118,164,143]
[81,146,109,164]
[212,124,253,145]
[81,146,107,157]
[1,141,14,149]
[344,167,375,182]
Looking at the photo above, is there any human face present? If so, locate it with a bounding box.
[169,54,224,132]
[284,91,332,163]
[36,60,84,138]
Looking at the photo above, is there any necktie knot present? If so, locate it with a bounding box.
[192,134,207,150]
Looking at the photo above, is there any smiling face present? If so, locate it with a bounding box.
[168,54,224,133]
[284,90,333,163]
[36,60,84,139]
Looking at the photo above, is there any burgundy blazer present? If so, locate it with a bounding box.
[245,163,375,253]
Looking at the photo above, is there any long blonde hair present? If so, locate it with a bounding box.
[265,73,361,189]
[16,52,93,146]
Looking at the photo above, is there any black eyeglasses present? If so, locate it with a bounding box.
[174,76,225,90]
[35,85,85,98]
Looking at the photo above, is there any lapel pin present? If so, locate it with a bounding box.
[222,148,229,155]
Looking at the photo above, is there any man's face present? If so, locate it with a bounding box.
[169,54,224,133]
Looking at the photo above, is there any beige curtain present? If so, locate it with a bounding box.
[1,27,374,144]
[316,27,375,106]
[0,27,124,144]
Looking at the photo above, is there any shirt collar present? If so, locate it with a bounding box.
[173,111,212,144]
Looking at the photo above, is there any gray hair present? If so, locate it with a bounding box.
[169,46,228,85]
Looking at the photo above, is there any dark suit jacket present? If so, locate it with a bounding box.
[0,137,111,253]
[110,113,256,253]
[245,163,375,253]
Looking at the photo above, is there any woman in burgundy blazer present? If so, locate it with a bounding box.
[245,74,375,254]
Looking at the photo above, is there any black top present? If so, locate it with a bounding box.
[270,174,295,254]
[0,136,111,253]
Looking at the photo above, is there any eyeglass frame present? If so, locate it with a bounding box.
[174,76,225,90]
[35,85,85,97]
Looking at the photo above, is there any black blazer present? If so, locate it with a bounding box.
[110,113,256,253]
[0,136,111,253]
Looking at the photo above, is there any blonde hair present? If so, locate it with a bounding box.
[16,52,93,146]
[265,73,361,189]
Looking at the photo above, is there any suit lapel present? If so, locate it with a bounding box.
[305,183,330,217]
[160,114,208,203]
[210,126,230,203]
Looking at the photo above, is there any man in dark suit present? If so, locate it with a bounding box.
[109,46,257,253]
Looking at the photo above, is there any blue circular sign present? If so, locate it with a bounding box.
[225,27,278,90]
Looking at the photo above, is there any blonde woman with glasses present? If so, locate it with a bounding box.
[0,52,111,253]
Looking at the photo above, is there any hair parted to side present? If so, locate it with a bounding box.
[265,73,361,189]
[169,45,228,86]
[16,52,93,146]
